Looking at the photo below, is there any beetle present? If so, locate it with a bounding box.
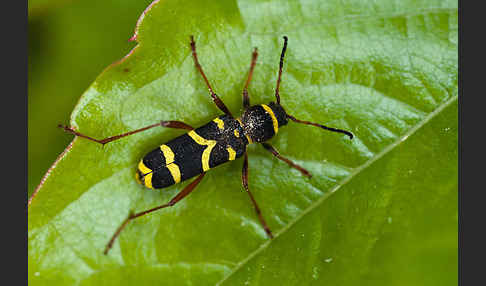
[59,36,353,254]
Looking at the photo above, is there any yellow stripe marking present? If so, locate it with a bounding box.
[227,146,236,160]
[160,145,181,183]
[167,164,181,183]
[188,130,217,171]
[135,172,143,185]
[213,117,224,130]
[236,118,253,144]
[160,145,175,163]
[138,160,153,189]
[261,104,279,134]
[234,129,240,138]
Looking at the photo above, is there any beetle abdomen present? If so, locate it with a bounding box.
[136,115,248,189]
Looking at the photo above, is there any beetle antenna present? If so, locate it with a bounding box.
[286,114,353,139]
[275,36,288,104]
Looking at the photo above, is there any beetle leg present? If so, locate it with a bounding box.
[242,152,273,239]
[104,172,206,255]
[261,143,312,178]
[58,120,193,146]
[190,35,233,117]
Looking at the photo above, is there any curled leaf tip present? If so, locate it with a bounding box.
[129,0,162,43]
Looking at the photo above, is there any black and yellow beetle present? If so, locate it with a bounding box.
[60,36,353,254]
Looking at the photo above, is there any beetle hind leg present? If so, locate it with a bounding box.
[58,120,193,146]
[104,172,206,255]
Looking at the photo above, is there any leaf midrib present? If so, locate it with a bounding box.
[215,95,457,285]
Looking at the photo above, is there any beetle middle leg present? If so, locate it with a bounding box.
[242,152,273,239]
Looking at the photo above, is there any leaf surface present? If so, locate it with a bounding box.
[28,0,153,196]
[28,0,458,285]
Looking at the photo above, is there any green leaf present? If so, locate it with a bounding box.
[219,100,458,286]
[28,0,153,196]
[28,0,457,285]
[28,0,71,16]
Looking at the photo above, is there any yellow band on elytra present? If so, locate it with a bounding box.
[227,146,236,160]
[137,160,153,189]
[160,145,175,164]
[261,104,279,134]
[188,130,217,171]
[166,163,181,183]
[212,117,225,130]
[160,145,181,183]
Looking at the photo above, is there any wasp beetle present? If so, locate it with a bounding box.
[60,36,354,254]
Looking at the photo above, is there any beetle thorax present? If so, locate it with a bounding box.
[240,102,288,143]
